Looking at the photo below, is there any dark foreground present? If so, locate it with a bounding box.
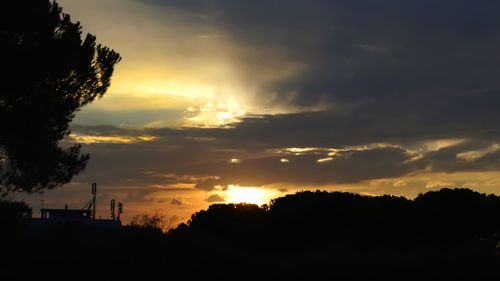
[2,188,500,279]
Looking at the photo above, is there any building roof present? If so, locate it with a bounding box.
[41,208,91,214]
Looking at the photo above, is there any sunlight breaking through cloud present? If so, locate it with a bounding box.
[68,134,156,144]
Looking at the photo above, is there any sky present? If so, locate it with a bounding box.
[16,0,500,223]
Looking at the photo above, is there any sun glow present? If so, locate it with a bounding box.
[185,99,246,127]
[225,186,274,205]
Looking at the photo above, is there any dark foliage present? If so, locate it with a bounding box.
[2,188,500,279]
[0,0,121,194]
[129,211,180,233]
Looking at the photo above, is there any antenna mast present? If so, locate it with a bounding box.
[110,199,116,220]
[117,202,123,222]
[91,183,97,220]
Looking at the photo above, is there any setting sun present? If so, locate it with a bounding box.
[225,186,274,205]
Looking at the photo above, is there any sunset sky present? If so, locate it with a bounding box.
[18,0,500,222]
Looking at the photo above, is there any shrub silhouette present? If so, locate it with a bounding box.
[130,211,179,233]
[0,199,32,221]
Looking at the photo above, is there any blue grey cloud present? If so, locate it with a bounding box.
[141,0,500,109]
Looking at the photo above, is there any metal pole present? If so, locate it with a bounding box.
[92,183,97,220]
[111,199,115,220]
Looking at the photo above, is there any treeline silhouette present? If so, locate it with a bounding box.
[2,188,500,279]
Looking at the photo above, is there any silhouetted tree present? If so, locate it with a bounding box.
[158,188,500,279]
[0,1,121,195]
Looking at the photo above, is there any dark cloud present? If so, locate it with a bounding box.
[136,0,500,167]
[421,140,500,173]
[124,186,162,202]
[71,118,500,191]
[68,0,500,192]
[190,146,424,188]
[142,0,500,109]
[205,194,225,203]
[170,198,183,205]
[142,95,500,152]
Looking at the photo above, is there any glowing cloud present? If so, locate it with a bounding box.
[68,133,156,144]
[317,157,334,163]
[456,143,500,161]
[229,158,242,164]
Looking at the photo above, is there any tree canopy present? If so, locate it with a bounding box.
[0,0,121,194]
